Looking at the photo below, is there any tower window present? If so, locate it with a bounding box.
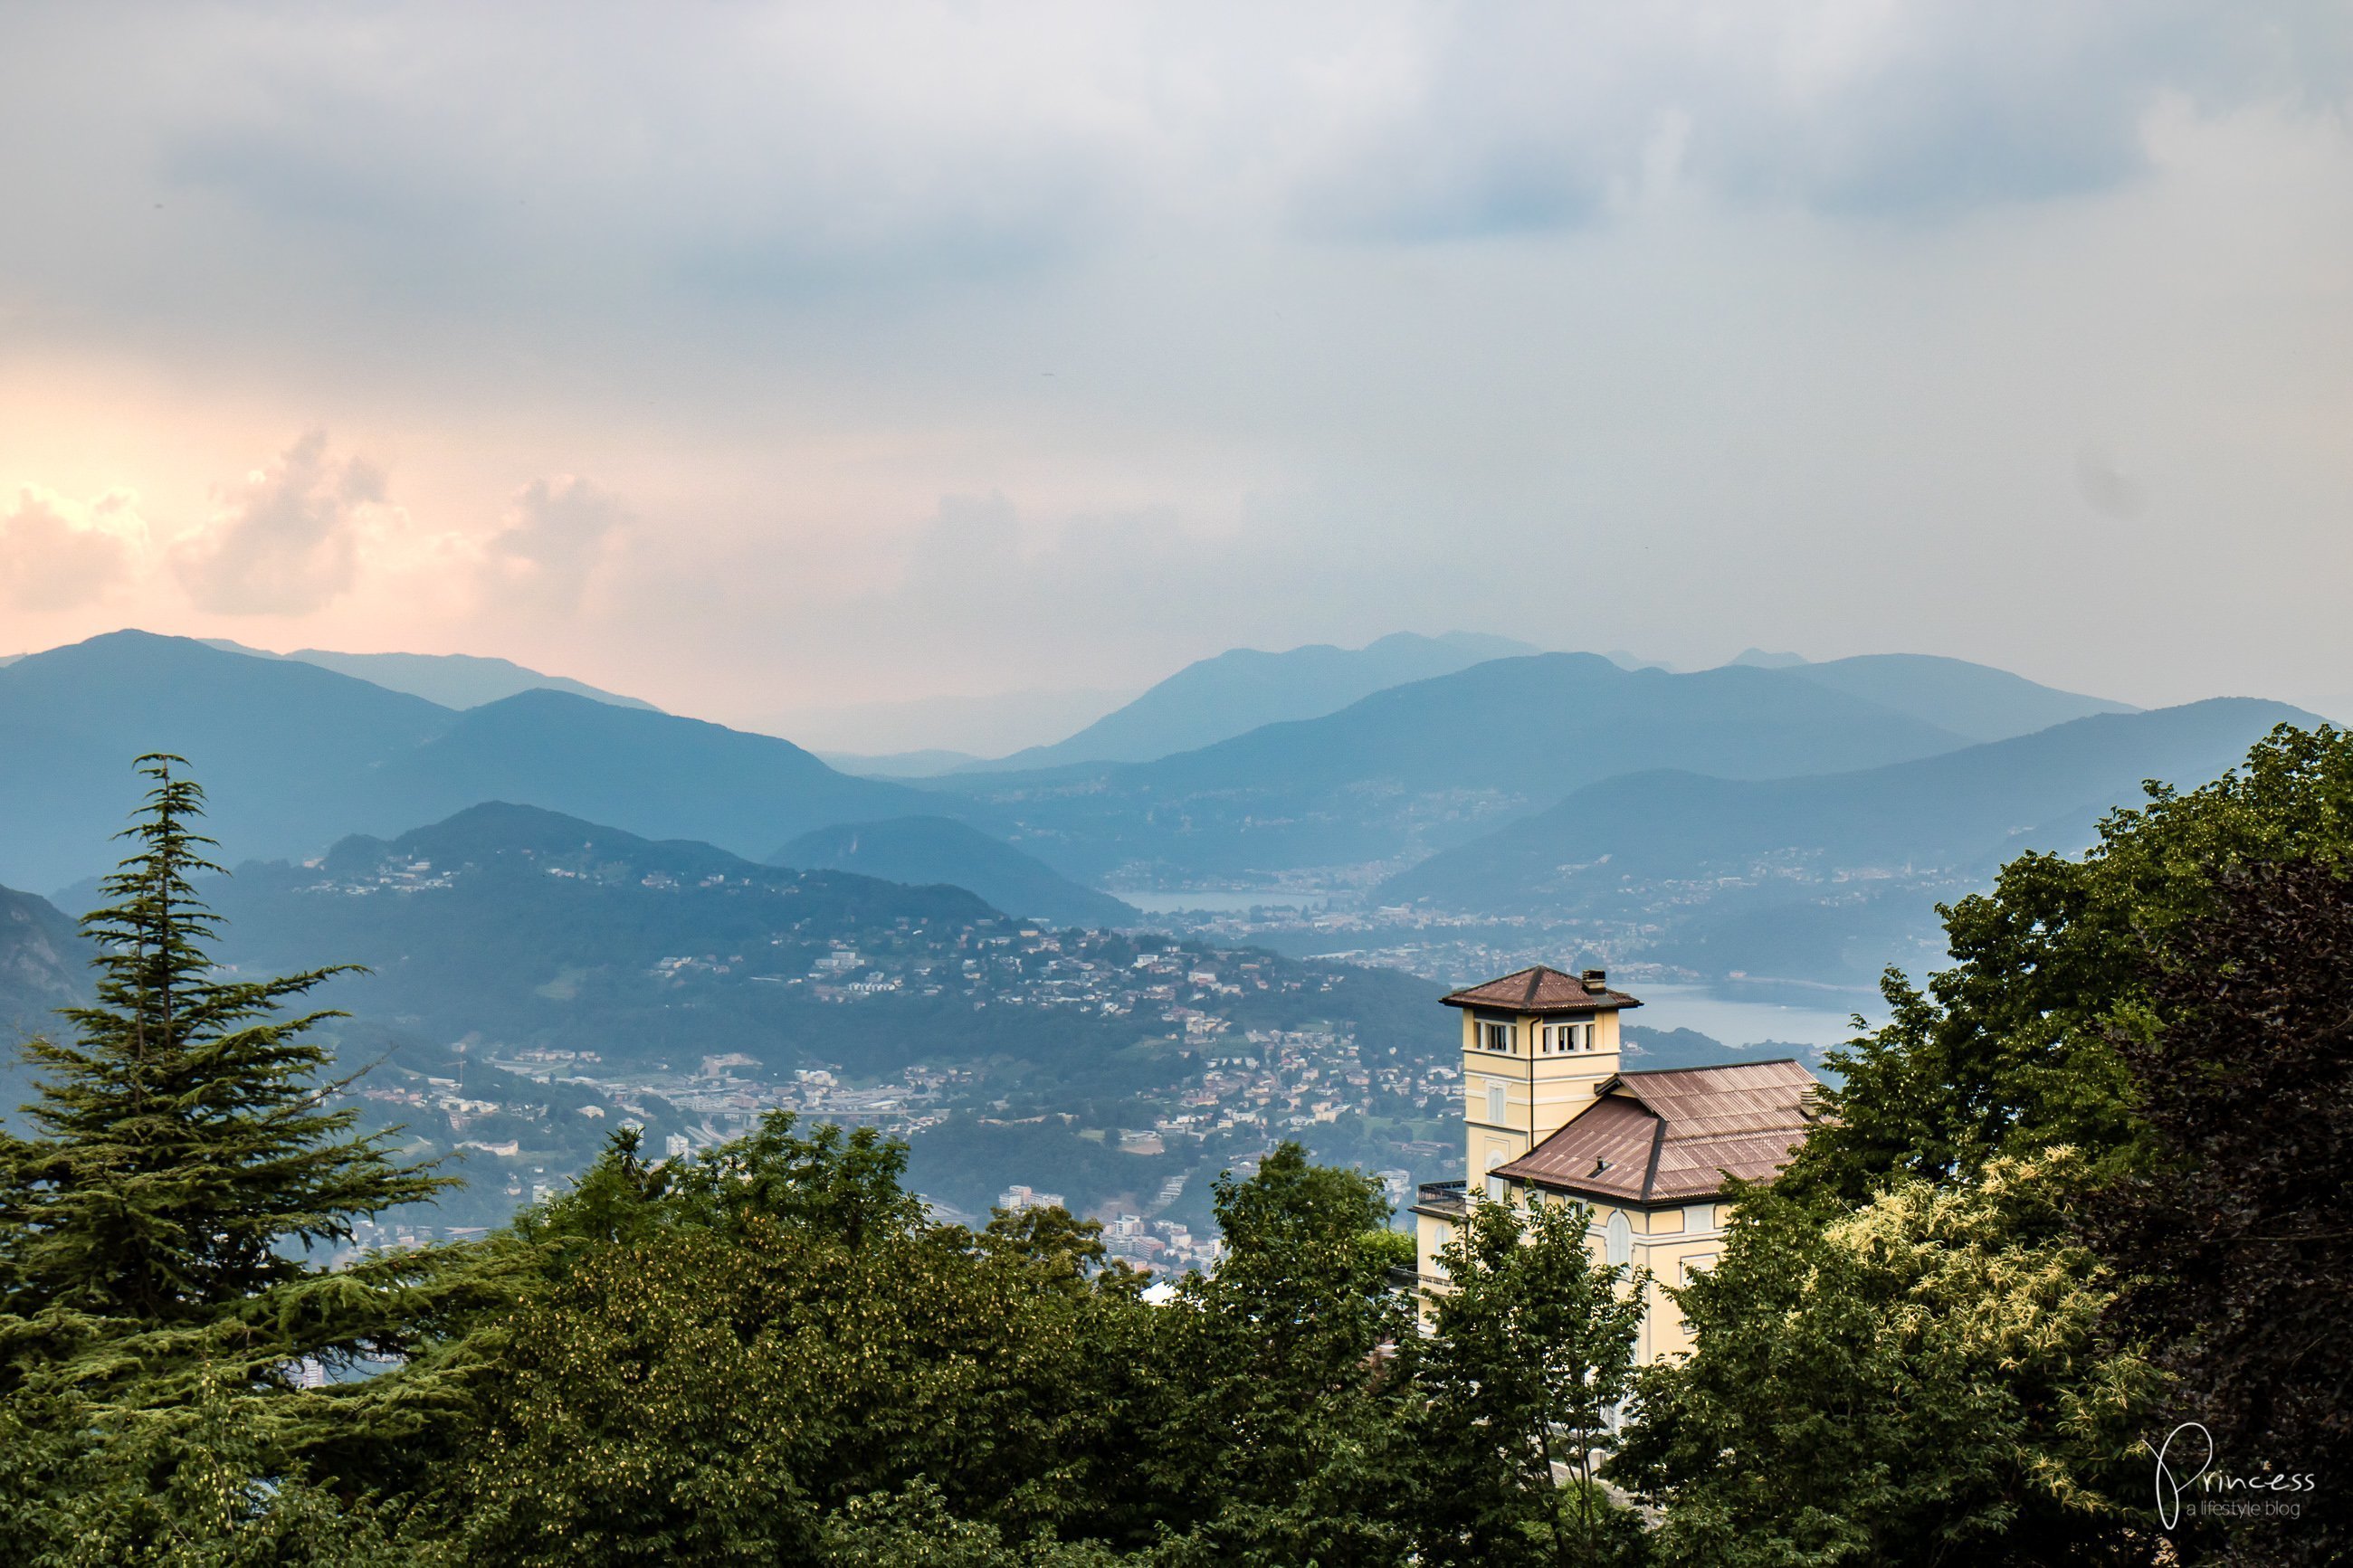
[1479,1021,1514,1053]
[1486,1082,1508,1123]
[1542,1022,1593,1053]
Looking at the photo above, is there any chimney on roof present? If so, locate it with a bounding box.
[1580,968,1607,993]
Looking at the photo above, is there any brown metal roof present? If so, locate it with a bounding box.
[1491,1058,1821,1205]
[1440,965,1643,1015]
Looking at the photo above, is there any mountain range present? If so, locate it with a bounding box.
[958,632,1539,774]
[201,640,659,712]
[1379,695,2318,985]
[1,632,2163,918]
[191,802,1431,1089]
[1768,653,2136,743]
[0,883,81,1038]
[931,653,1994,881]
[0,632,936,893]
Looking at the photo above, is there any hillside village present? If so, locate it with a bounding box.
[299,896,1462,1252]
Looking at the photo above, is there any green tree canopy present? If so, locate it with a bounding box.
[1614,1153,2155,1567]
[428,1116,1149,1564]
[2084,858,2353,1567]
[1127,1144,1418,1563]
[1789,723,2353,1205]
[1415,1195,1646,1568]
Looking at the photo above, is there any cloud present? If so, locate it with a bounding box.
[1291,3,2353,237]
[0,487,144,610]
[484,475,624,611]
[5,2,2341,350]
[172,431,390,614]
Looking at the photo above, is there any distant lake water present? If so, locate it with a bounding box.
[1632,983,1879,1051]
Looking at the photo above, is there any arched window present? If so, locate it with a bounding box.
[1605,1210,1632,1269]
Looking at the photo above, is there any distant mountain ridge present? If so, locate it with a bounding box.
[202,639,658,711]
[1779,653,2134,743]
[0,632,943,892]
[0,881,87,1125]
[0,632,459,892]
[965,632,1538,773]
[941,653,1978,881]
[773,817,1141,930]
[0,881,83,1038]
[1381,697,2306,911]
[1378,696,2319,985]
[352,689,941,864]
[197,802,1431,1099]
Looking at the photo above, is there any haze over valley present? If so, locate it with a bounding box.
[0,625,2320,1239]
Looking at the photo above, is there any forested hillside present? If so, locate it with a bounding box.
[775,815,1144,929]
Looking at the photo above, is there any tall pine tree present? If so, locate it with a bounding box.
[0,755,460,1374]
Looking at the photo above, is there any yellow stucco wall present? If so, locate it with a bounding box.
[1458,1006,1625,1189]
[1426,1002,1735,1361]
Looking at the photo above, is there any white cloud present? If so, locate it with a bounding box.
[484,475,624,611]
[0,487,145,610]
[171,431,393,615]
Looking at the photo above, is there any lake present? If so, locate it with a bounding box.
[1629,982,1879,1050]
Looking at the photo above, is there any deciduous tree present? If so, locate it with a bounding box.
[1415,1194,1646,1567]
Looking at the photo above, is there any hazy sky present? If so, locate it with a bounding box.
[2,2,2348,743]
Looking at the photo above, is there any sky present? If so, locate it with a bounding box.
[1,2,2349,750]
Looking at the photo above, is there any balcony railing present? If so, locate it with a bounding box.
[1413,1179,1467,1218]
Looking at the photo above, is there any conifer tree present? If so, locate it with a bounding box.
[0,755,452,1360]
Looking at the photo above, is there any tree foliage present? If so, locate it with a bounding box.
[0,757,520,1556]
[1659,725,2353,1563]
[2084,858,2353,1567]
[1415,1195,1646,1567]
[424,1117,1147,1563]
[1789,724,2353,1206]
[1125,1145,1418,1563]
[1615,1154,2156,1567]
[3,755,451,1339]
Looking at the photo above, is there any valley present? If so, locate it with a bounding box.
[0,628,2324,1271]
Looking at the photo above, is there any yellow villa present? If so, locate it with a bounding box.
[1409,965,1822,1362]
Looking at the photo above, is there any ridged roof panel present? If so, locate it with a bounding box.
[1492,1058,1821,1204]
[1440,965,1643,1015]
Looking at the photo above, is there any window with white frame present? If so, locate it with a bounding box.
[1479,1020,1514,1053]
[1483,1149,1507,1202]
[1485,1081,1508,1123]
[1605,1210,1633,1268]
[1542,1021,1593,1053]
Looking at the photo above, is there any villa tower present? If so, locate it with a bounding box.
[1412,964,1823,1364]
